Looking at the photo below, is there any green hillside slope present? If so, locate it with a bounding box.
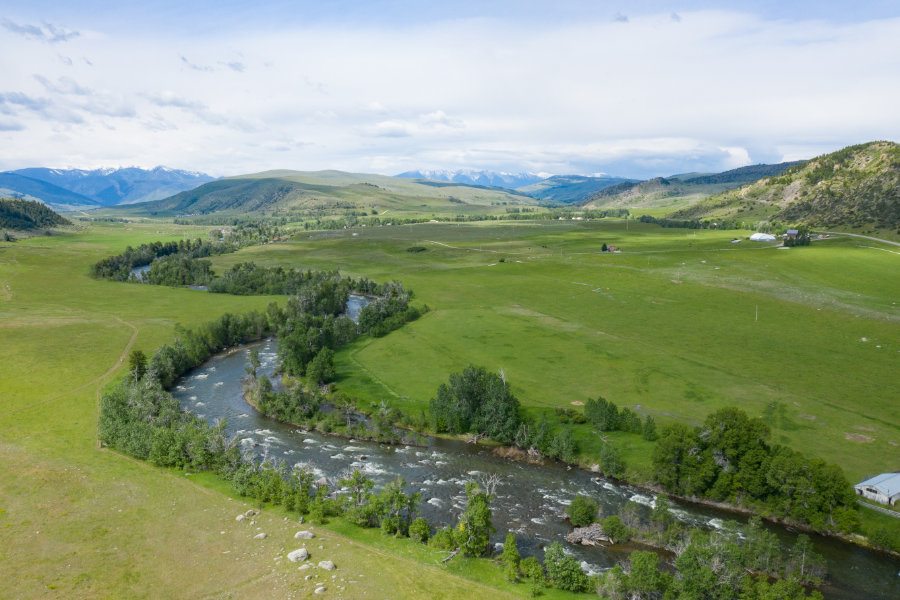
[0,197,72,230]
[580,162,799,216]
[670,142,900,228]
[116,170,537,218]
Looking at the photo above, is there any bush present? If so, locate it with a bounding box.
[601,515,631,543]
[409,517,430,543]
[544,542,590,592]
[428,526,456,550]
[566,494,598,527]
[520,556,547,586]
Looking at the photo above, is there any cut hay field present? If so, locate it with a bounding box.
[0,222,542,599]
[210,220,900,483]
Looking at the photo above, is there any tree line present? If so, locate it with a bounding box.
[652,407,859,532]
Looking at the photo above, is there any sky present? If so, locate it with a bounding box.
[1,1,899,179]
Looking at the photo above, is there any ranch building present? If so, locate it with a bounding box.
[854,473,900,506]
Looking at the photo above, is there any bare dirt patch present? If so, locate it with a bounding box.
[853,425,876,432]
[570,401,584,406]
[797,414,816,421]
[845,433,875,443]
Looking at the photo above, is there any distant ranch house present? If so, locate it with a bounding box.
[855,473,900,506]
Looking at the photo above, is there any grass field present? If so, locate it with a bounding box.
[209,220,900,483]
[2,218,898,597]
[0,222,552,599]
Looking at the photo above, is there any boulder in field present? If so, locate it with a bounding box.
[287,548,309,562]
[295,530,315,539]
[318,560,335,571]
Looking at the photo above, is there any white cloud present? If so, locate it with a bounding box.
[0,9,898,176]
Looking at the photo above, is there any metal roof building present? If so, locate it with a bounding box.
[855,473,900,506]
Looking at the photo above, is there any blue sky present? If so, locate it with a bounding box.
[1,1,898,177]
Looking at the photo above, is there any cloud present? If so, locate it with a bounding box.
[58,55,73,66]
[0,9,898,177]
[1,19,79,43]
[613,13,629,23]
[671,12,682,22]
[363,110,466,138]
[180,55,213,72]
[34,75,91,96]
[0,120,25,131]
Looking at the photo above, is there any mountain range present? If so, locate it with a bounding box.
[115,169,537,218]
[396,169,547,189]
[0,167,215,211]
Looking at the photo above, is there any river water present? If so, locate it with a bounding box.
[172,339,899,599]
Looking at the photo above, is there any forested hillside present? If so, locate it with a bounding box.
[0,197,71,230]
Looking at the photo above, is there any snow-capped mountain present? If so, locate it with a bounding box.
[5,166,216,206]
[395,169,549,189]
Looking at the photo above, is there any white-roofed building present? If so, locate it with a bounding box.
[749,232,776,241]
[855,473,900,506]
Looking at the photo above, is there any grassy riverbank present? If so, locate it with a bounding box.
[0,222,540,599]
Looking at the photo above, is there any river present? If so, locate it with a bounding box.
[172,339,899,599]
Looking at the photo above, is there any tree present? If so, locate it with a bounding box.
[409,517,430,543]
[626,551,670,599]
[454,482,496,557]
[128,349,148,380]
[429,365,521,443]
[642,415,658,441]
[544,541,589,592]
[566,494,598,527]
[501,532,521,581]
[548,427,577,462]
[601,515,631,543]
[306,347,335,385]
[601,442,626,477]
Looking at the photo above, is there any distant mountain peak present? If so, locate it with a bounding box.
[3,166,216,207]
[395,169,547,189]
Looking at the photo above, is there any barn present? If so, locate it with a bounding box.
[855,473,900,506]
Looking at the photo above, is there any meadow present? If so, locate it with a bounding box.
[0,221,550,599]
[1,218,897,598]
[210,220,900,483]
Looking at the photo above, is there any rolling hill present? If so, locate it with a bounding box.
[115,169,539,218]
[668,142,900,227]
[3,166,215,207]
[578,161,802,215]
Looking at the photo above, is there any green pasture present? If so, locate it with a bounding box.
[209,220,900,482]
[0,221,538,599]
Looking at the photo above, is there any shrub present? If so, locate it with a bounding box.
[428,526,456,550]
[566,494,598,527]
[544,541,590,592]
[601,515,631,543]
[409,517,430,543]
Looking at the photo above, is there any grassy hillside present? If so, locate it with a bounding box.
[670,142,900,229]
[113,170,538,219]
[579,163,801,217]
[0,197,72,230]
